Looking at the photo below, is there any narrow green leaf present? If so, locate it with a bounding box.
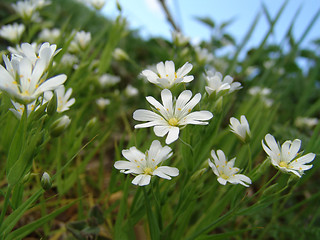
[0,189,43,237]
[143,187,160,240]
[6,200,77,240]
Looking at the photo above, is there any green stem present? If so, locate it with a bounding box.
[0,185,13,228]
[246,143,252,173]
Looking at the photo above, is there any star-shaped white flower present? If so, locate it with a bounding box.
[205,70,242,96]
[9,42,60,70]
[44,85,75,112]
[229,115,251,143]
[114,140,179,186]
[0,53,66,104]
[69,31,91,53]
[0,23,25,43]
[262,134,316,177]
[208,149,252,187]
[141,60,194,89]
[133,89,213,144]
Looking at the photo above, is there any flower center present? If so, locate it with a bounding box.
[279,161,288,168]
[220,173,229,180]
[168,117,179,126]
[144,167,153,175]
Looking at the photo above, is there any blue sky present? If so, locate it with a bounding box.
[102,0,320,50]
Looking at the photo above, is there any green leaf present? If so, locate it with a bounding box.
[143,187,160,240]
[0,189,43,237]
[6,109,27,184]
[6,200,77,240]
[195,16,215,29]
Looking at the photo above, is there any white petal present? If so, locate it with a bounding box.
[122,147,145,162]
[161,89,173,115]
[154,166,179,179]
[133,109,162,122]
[142,70,159,84]
[180,111,213,125]
[176,62,193,77]
[290,153,315,166]
[132,174,151,186]
[35,74,67,95]
[156,62,166,77]
[175,90,192,113]
[288,139,301,160]
[217,177,227,185]
[114,160,136,170]
[165,127,180,144]
[154,125,170,137]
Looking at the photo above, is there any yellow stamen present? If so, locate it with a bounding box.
[279,161,288,168]
[220,173,229,180]
[144,167,153,175]
[168,117,179,126]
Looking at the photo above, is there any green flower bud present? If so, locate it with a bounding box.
[50,115,71,137]
[22,171,31,184]
[113,48,129,61]
[47,93,57,116]
[41,172,52,190]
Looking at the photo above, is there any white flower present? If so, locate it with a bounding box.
[172,31,190,46]
[262,133,316,177]
[90,0,106,10]
[8,42,60,70]
[295,117,319,129]
[38,28,60,42]
[114,140,179,186]
[141,61,194,89]
[205,70,242,96]
[98,73,120,87]
[9,99,37,119]
[69,31,91,53]
[125,84,138,97]
[0,53,66,104]
[133,89,213,144]
[60,53,78,67]
[229,115,251,143]
[195,46,214,63]
[248,86,273,107]
[44,85,75,112]
[0,23,25,43]
[96,97,110,110]
[208,149,252,187]
[249,86,271,96]
[11,0,48,21]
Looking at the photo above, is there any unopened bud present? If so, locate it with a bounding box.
[113,48,129,61]
[50,115,71,137]
[86,117,97,129]
[47,93,57,116]
[116,0,122,12]
[41,172,52,190]
[22,172,31,184]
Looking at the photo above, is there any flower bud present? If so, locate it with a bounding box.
[22,171,31,184]
[41,172,52,190]
[47,93,57,116]
[50,115,71,137]
[113,48,129,61]
[86,117,97,129]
